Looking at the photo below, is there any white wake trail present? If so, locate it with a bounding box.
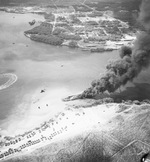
[0,73,17,90]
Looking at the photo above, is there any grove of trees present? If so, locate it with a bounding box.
[30,34,64,46]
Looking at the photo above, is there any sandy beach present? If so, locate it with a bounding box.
[0,86,72,136]
[0,2,149,161]
[0,89,120,161]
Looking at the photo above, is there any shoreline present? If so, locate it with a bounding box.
[0,94,150,161]
[0,101,119,161]
[24,33,135,53]
[1,5,136,53]
[1,100,150,161]
[0,4,144,161]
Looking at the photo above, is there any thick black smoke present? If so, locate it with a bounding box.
[138,0,150,32]
[63,0,150,101]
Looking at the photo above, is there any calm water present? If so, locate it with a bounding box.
[0,11,121,135]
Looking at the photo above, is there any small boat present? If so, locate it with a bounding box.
[29,20,36,26]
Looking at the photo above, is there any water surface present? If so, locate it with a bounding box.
[0,11,120,135]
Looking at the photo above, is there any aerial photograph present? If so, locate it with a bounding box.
[0,0,150,161]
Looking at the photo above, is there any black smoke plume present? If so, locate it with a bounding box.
[63,0,150,101]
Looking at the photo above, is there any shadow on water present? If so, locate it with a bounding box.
[112,83,150,102]
[96,83,150,102]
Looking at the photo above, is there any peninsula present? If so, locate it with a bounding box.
[0,4,136,53]
[24,7,136,52]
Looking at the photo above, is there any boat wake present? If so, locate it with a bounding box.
[0,73,17,90]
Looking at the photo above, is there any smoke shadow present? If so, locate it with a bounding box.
[95,83,150,102]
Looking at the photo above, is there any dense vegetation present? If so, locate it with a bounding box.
[68,40,78,48]
[25,22,53,35]
[90,48,105,53]
[30,34,64,45]
[58,33,82,40]
[22,0,139,51]
[69,15,82,25]
[44,13,55,22]
[55,23,74,32]
[52,27,68,35]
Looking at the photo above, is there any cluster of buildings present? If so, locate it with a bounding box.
[0,5,136,52]
[44,8,136,51]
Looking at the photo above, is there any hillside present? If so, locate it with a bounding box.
[0,0,147,162]
[2,102,150,162]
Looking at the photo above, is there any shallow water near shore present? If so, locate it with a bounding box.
[0,11,150,136]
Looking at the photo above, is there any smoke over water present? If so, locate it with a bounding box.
[64,0,150,101]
